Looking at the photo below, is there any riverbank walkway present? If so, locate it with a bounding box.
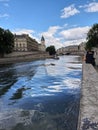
[78,62,98,130]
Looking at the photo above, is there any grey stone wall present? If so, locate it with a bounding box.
[0,52,51,65]
[78,62,98,130]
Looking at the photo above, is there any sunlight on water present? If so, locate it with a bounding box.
[0,55,82,130]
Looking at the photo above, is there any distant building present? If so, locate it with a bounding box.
[79,42,86,51]
[38,36,46,52]
[14,34,39,51]
[57,45,79,55]
[65,45,79,52]
[56,47,64,55]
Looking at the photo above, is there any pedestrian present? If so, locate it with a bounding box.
[85,50,96,66]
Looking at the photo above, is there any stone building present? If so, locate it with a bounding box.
[65,45,79,52]
[38,36,46,52]
[14,34,39,51]
[56,47,64,55]
[57,45,79,55]
[79,42,86,51]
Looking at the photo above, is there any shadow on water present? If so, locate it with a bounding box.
[0,56,82,130]
[10,87,26,100]
[0,61,37,98]
[0,68,17,97]
[0,81,16,97]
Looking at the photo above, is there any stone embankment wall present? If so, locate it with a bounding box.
[78,62,98,130]
[0,52,52,65]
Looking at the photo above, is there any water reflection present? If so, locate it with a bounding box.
[0,56,82,130]
[0,66,17,97]
[10,87,30,100]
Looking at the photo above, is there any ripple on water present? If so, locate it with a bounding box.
[0,56,82,130]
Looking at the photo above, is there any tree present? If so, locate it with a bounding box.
[85,41,93,51]
[0,27,14,57]
[46,45,56,55]
[86,23,98,50]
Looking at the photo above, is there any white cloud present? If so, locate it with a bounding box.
[59,26,91,47]
[0,13,9,18]
[63,38,86,47]
[61,4,80,18]
[44,36,63,50]
[12,28,34,35]
[42,26,62,38]
[80,2,98,12]
[60,26,90,40]
[12,28,39,40]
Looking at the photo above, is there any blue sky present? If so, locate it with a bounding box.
[0,0,98,49]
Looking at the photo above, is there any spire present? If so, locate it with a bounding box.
[41,35,45,42]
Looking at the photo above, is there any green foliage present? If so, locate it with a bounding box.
[86,23,98,50]
[85,41,93,51]
[0,27,14,57]
[46,45,56,55]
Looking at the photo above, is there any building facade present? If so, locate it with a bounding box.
[79,42,86,51]
[14,34,39,51]
[57,45,79,55]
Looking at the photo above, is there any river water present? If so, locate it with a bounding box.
[0,55,82,130]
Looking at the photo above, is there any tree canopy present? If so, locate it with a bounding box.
[46,45,56,55]
[0,27,14,57]
[85,23,98,50]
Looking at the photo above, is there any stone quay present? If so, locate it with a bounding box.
[78,62,98,130]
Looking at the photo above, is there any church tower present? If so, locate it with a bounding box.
[41,35,45,45]
[39,35,46,51]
